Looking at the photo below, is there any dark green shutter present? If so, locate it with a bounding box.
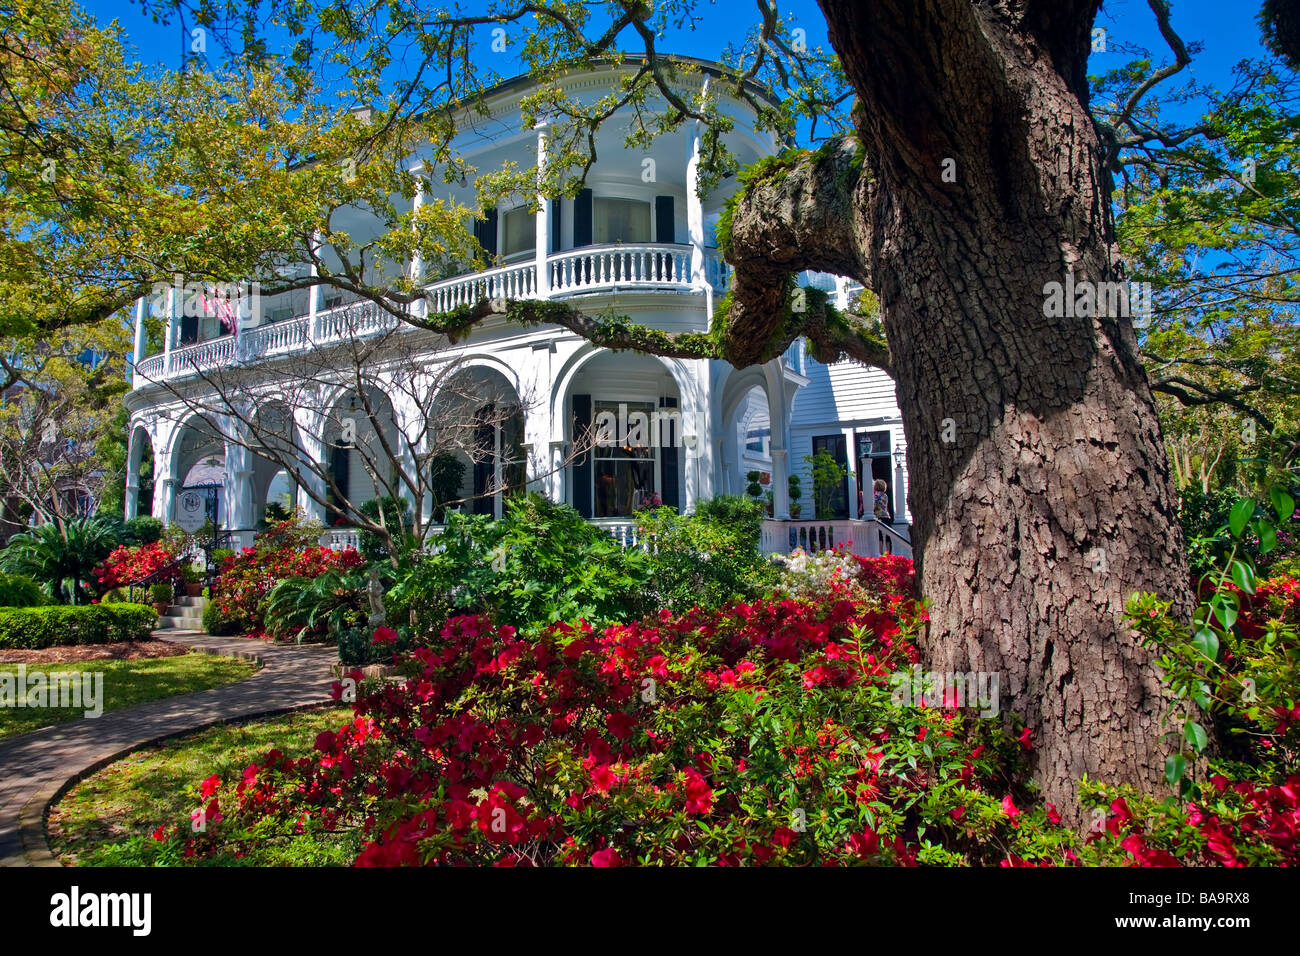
[572,394,592,518]
[550,198,562,253]
[330,445,350,513]
[474,208,498,257]
[659,396,680,512]
[655,195,675,244]
[573,189,592,247]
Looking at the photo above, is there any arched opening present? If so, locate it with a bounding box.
[320,384,401,525]
[249,401,304,526]
[169,416,225,531]
[125,425,156,519]
[432,365,525,520]
[565,351,682,519]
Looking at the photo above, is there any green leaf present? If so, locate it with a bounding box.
[1191,627,1220,662]
[1228,499,1255,538]
[1184,720,1208,753]
[1270,487,1295,522]
[1165,753,1186,786]
[1210,594,1237,630]
[1228,559,1256,595]
[1259,526,1278,555]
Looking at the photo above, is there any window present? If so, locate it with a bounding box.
[593,400,656,517]
[810,434,849,519]
[594,198,650,244]
[745,427,771,456]
[501,207,535,257]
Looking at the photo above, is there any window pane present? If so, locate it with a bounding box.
[594,198,650,243]
[595,459,656,518]
[501,207,535,256]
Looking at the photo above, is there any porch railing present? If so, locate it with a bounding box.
[134,244,735,388]
[760,517,912,560]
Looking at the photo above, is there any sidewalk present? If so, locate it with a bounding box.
[0,632,339,867]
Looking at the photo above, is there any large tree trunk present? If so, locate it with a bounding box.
[811,0,1192,817]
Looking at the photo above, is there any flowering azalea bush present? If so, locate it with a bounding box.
[93,541,179,592]
[137,549,1297,867]
[203,545,363,638]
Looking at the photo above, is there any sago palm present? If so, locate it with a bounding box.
[0,516,118,604]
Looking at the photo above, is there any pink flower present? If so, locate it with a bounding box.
[371,626,398,645]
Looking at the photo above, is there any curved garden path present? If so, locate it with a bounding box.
[0,632,339,867]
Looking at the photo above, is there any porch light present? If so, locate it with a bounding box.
[893,447,904,468]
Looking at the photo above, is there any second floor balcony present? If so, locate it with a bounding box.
[133,242,735,387]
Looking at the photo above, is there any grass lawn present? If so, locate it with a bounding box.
[0,654,258,740]
[48,706,362,867]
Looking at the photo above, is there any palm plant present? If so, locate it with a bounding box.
[0,516,117,604]
[264,567,371,643]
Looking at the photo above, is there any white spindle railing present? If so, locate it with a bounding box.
[319,528,361,552]
[549,245,692,294]
[705,251,733,292]
[425,262,537,314]
[134,354,164,381]
[166,337,236,375]
[134,244,734,388]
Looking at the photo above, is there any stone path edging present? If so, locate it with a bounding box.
[0,632,339,867]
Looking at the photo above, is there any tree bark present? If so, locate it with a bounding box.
[770,0,1191,817]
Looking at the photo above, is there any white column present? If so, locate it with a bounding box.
[307,230,323,341]
[163,283,179,375]
[686,127,705,290]
[293,407,328,524]
[223,439,256,536]
[765,365,791,519]
[535,122,551,298]
[524,342,553,493]
[409,167,428,322]
[155,476,178,526]
[132,298,147,374]
[844,425,860,520]
[124,428,143,520]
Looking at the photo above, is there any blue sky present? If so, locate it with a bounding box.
[84,0,1274,117]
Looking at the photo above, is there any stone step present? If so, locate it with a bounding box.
[155,616,205,631]
[164,606,204,621]
[171,596,209,609]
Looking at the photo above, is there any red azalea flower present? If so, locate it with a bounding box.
[1002,795,1021,820]
[371,625,398,645]
[591,848,623,867]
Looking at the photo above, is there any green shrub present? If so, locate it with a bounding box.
[123,516,164,546]
[637,501,777,613]
[149,582,173,605]
[337,624,413,666]
[358,496,413,561]
[694,494,766,542]
[0,603,158,649]
[0,571,49,607]
[202,599,242,636]
[388,493,651,636]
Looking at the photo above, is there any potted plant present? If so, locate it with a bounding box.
[149,582,173,614]
[181,564,204,597]
[788,474,803,519]
[745,470,763,501]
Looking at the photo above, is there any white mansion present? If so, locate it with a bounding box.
[121,61,912,559]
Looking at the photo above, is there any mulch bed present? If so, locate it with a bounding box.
[0,640,189,664]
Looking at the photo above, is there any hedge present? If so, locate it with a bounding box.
[0,603,159,649]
